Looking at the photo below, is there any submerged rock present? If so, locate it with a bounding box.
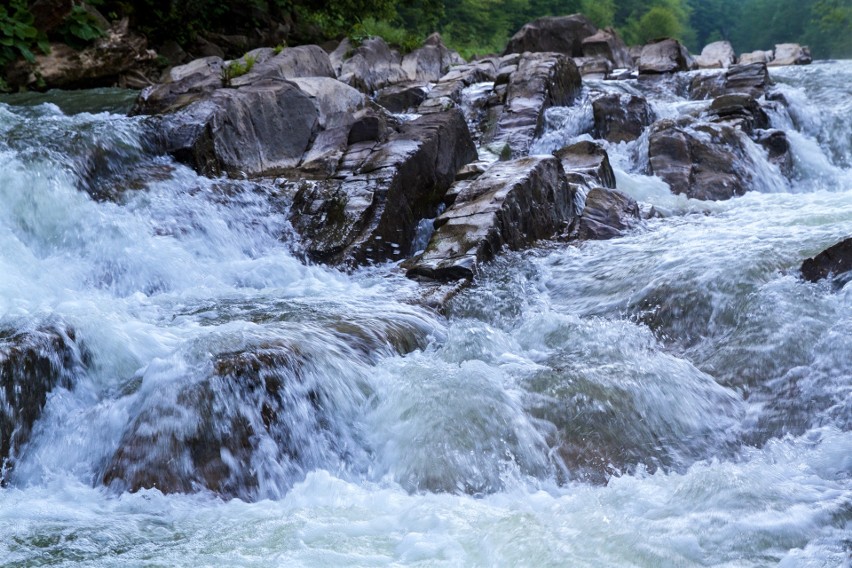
[801,238,852,283]
[406,156,576,281]
[1,325,84,482]
[503,14,597,57]
[592,93,654,143]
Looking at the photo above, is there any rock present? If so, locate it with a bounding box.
[406,156,576,281]
[1,325,83,482]
[754,128,793,176]
[487,52,582,158]
[572,188,641,240]
[504,14,598,57]
[739,50,773,65]
[375,82,430,113]
[648,118,763,200]
[592,93,654,143]
[694,41,736,69]
[158,40,190,67]
[769,43,812,66]
[554,140,617,189]
[132,56,225,115]
[801,238,852,283]
[338,37,409,93]
[581,27,632,69]
[401,33,464,82]
[573,56,612,77]
[638,38,694,74]
[6,18,155,90]
[418,58,499,114]
[229,45,335,87]
[289,109,477,265]
[706,93,770,134]
[689,62,769,100]
[190,36,225,59]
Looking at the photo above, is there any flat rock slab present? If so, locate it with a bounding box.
[689,62,770,100]
[801,238,852,283]
[406,156,575,281]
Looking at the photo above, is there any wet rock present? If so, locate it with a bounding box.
[290,109,477,265]
[769,43,812,67]
[801,238,852,283]
[694,41,736,69]
[706,93,770,134]
[573,56,612,77]
[6,18,155,91]
[592,93,654,143]
[406,156,576,281]
[401,33,464,82]
[689,62,769,100]
[754,128,793,176]
[554,140,616,189]
[487,52,581,158]
[581,27,632,69]
[739,50,774,65]
[638,38,694,74]
[338,37,409,93]
[571,188,641,240]
[417,58,499,114]
[1,325,83,482]
[648,118,762,200]
[504,14,597,57]
[375,82,430,113]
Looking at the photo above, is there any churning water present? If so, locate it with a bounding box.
[0,62,850,567]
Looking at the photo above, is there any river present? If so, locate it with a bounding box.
[0,61,850,566]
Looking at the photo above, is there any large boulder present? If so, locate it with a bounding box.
[229,45,335,86]
[486,52,582,158]
[648,118,764,200]
[689,62,769,100]
[581,27,632,69]
[289,109,478,265]
[6,18,155,90]
[739,50,774,65]
[401,33,464,82]
[694,41,736,69]
[375,82,430,113]
[554,140,617,189]
[638,38,694,74]
[1,325,83,483]
[406,156,576,281]
[338,37,409,93]
[504,14,598,57]
[769,43,812,67]
[801,238,852,283]
[592,93,654,143]
[706,93,770,134]
[571,188,641,240]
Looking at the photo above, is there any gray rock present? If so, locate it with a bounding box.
[592,93,654,143]
[289,109,477,265]
[581,27,632,69]
[554,140,617,189]
[754,128,793,176]
[406,156,576,281]
[338,37,409,92]
[230,45,335,87]
[418,58,499,114]
[801,238,852,283]
[504,14,598,57]
[573,56,612,77]
[375,82,430,113]
[648,118,763,200]
[487,52,582,158]
[706,93,770,134]
[769,43,812,66]
[572,188,641,240]
[694,41,736,69]
[401,33,464,82]
[739,50,773,65]
[689,62,769,100]
[638,38,694,74]
[133,56,225,115]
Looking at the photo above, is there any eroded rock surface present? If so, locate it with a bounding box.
[572,188,641,240]
[554,140,617,189]
[592,93,654,143]
[504,14,597,57]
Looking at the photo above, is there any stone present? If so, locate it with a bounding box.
[581,27,632,69]
[289,109,477,265]
[504,14,598,57]
[417,58,499,114]
[133,56,225,115]
[554,140,617,189]
[573,56,612,77]
[706,93,770,134]
[230,45,335,87]
[1,325,83,483]
[487,52,582,158]
[401,33,464,82]
[754,129,793,176]
[689,62,769,100]
[648,118,763,200]
[694,41,736,69]
[769,43,812,66]
[638,38,694,74]
[572,188,641,240]
[375,82,430,113]
[338,37,409,93]
[801,238,852,283]
[406,156,576,281]
[592,93,654,143]
[739,50,773,65]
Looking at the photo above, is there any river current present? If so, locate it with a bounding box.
[0,62,850,566]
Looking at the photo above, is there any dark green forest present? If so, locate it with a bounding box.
[2,0,851,71]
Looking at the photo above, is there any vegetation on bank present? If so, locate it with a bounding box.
[1,0,850,80]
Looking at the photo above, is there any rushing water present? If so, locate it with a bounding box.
[1,62,851,567]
